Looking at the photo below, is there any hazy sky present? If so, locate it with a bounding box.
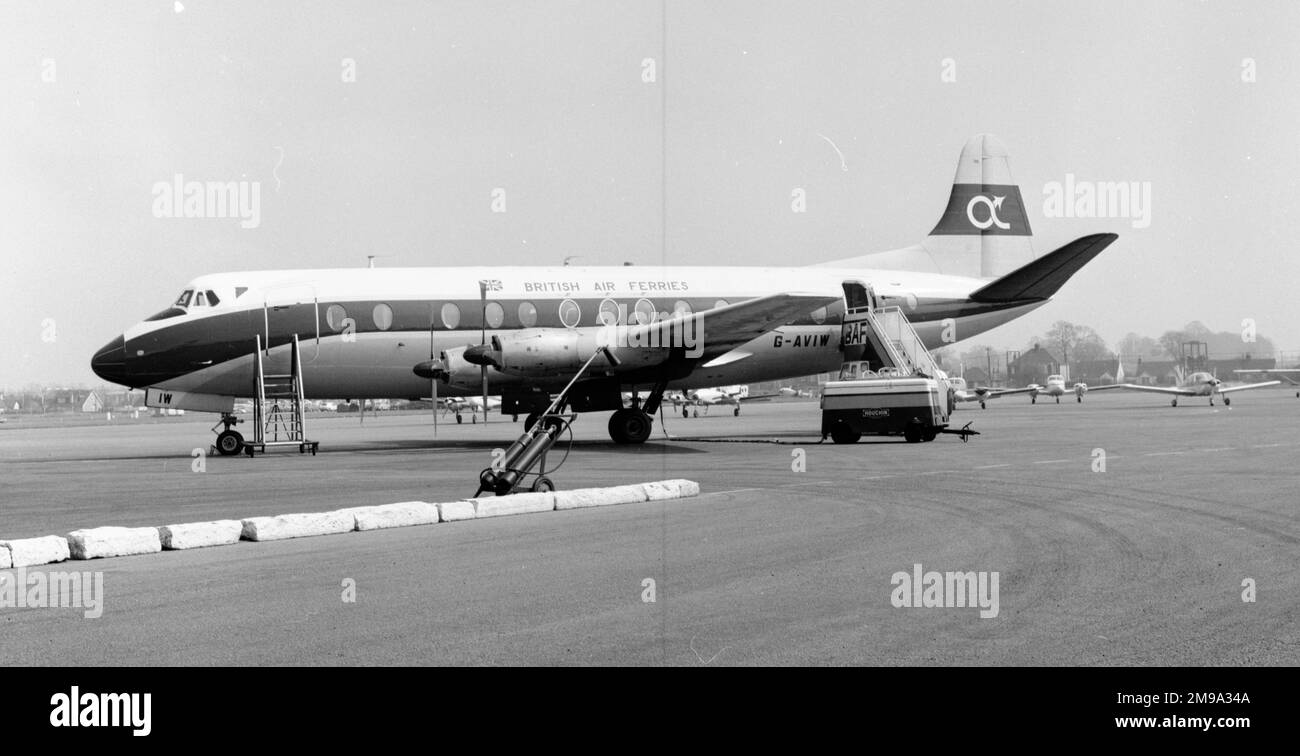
[3,0,1298,387]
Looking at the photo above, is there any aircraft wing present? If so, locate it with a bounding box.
[977,387,1037,398]
[1234,369,1300,385]
[626,292,840,362]
[1218,380,1281,394]
[1106,383,1198,396]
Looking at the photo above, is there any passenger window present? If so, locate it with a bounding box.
[206,290,221,306]
[633,298,655,325]
[518,301,537,328]
[441,303,461,329]
[326,304,349,332]
[485,302,505,328]
[559,299,581,328]
[372,303,394,331]
[597,298,620,326]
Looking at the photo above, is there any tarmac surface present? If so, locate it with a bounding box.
[1,390,1297,665]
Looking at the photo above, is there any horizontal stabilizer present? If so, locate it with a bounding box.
[969,233,1118,302]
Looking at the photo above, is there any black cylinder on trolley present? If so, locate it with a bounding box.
[493,425,559,495]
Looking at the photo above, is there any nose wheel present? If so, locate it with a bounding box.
[211,413,245,456]
[215,429,244,456]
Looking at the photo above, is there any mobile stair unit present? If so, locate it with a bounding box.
[244,334,319,456]
[821,281,976,444]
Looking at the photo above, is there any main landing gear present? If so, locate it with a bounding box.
[608,408,653,444]
[608,378,670,444]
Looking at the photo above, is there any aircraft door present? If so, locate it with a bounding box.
[262,283,319,363]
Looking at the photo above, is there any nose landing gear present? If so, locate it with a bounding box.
[212,413,245,456]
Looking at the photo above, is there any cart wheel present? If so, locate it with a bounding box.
[829,423,860,444]
[216,429,244,456]
[531,476,555,493]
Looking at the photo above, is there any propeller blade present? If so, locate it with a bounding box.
[478,280,491,424]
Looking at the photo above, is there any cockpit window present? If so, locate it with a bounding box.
[174,289,194,307]
[206,290,221,306]
[195,291,207,307]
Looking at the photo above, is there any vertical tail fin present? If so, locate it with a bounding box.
[923,134,1036,278]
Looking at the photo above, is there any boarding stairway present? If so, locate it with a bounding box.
[838,281,941,379]
[246,334,318,456]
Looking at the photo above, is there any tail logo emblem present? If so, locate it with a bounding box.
[966,195,1010,230]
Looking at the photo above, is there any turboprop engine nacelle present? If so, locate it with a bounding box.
[427,329,673,389]
[491,329,670,377]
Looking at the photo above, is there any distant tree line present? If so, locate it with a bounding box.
[938,320,1277,371]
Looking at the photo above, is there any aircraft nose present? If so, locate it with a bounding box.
[91,335,128,385]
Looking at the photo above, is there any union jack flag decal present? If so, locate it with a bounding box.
[479,279,502,291]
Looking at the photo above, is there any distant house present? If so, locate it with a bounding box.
[1009,344,1060,387]
[47,389,92,412]
[1122,359,1179,386]
[1074,359,1122,386]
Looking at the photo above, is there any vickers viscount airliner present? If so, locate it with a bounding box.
[92,135,1117,450]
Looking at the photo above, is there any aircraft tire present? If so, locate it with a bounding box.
[609,408,653,444]
[215,430,244,456]
[1224,397,1230,406]
[524,412,539,432]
